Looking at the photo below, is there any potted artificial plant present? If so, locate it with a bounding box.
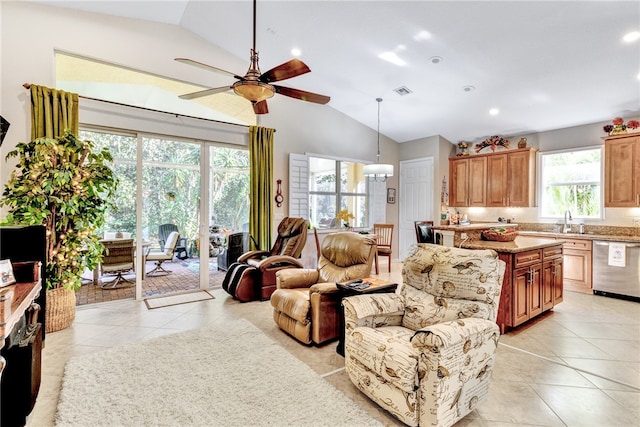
[1,130,117,332]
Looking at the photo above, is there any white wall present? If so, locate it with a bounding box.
[1,1,636,247]
[0,2,399,251]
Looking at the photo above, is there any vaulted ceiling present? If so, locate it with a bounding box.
[31,1,640,143]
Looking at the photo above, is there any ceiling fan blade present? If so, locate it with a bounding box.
[179,86,232,100]
[253,100,269,114]
[175,58,244,80]
[260,59,311,83]
[274,85,330,105]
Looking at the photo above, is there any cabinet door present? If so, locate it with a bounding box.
[542,258,563,310]
[605,136,640,207]
[553,258,563,304]
[513,266,530,326]
[449,158,469,207]
[563,248,592,292]
[529,263,543,318]
[468,156,487,206]
[507,150,534,207]
[486,154,508,207]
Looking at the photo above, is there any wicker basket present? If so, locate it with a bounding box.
[481,229,517,242]
[45,287,76,333]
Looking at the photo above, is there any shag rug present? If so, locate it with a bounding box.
[55,319,382,427]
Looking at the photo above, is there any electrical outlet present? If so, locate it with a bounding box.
[633,217,640,227]
[461,232,468,240]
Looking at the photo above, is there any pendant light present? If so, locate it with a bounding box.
[363,98,393,181]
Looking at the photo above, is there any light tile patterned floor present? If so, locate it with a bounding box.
[28,261,640,426]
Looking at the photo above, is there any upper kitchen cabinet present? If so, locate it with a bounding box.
[449,156,487,207]
[604,134,640,207]
[451,147,537,208]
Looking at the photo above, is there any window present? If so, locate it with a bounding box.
[81,129,249,241]
[539,147,602,219]
[308,157,368,229]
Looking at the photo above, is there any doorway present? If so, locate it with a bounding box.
[399,157,434,259]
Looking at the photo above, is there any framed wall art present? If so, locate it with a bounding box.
[387,188,396,204]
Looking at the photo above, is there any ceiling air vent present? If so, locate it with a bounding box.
[393,86,412,96]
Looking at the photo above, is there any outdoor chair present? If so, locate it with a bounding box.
[158,223,189,260]
[100,238,135,289]
[145,231,180,276]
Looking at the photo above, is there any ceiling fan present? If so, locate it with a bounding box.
[175,0,330,114]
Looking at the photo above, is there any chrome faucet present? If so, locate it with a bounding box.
[563,210,572,233]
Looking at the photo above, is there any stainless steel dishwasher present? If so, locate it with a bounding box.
[593,240,640,301]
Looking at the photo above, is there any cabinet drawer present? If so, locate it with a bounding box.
[543,245,563,260]
[561,238,592,251]
[514,249,542,268]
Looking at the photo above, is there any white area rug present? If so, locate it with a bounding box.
[55,319,381,427]
[144,290,214,309]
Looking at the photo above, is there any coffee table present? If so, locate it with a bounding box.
[336,277,398,356]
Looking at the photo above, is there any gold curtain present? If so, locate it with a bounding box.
[30,84,79,139]
[249,126,274,251]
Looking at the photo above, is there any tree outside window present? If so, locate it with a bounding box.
[540,148,602,219]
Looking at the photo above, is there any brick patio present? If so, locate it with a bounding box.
[76,259,227,305]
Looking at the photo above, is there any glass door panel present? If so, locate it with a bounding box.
[141,136,201,297]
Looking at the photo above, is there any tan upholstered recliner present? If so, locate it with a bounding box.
[271,232,376,345]
[343,243,506,427]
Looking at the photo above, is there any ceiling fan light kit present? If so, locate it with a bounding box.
[176,0,329,114]
[364,98,394,182]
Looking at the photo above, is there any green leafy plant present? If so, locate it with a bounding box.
[1,131,118,290]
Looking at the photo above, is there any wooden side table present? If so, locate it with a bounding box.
[336,277,398,356]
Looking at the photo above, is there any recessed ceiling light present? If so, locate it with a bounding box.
[463,85,475,92]
[623,31,640,42]
[413,30,432,41]
[378,52,406,66]
[430,56,443,64]
[290,48,301,57]
[489,108,500,116]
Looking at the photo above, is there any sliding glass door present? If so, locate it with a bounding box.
[140,136,202,297]
[80,129,249,303]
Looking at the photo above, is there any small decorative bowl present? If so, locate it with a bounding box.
[482,228,517,242]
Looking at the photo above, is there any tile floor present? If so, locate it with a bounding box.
[27,261,640,426]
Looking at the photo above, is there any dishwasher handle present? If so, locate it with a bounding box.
[594,241,640,248]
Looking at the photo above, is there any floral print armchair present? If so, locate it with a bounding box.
[343,243,506,427]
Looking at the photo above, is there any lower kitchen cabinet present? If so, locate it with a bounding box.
[562,238,592,293]
[496,243,563,333]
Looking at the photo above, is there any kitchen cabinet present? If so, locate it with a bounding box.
[486,148,537,207]
[450,147,536,208]
[495,242,563,333]
[604,134,640,207]
[561,238,592,293]
[449,156,486,207]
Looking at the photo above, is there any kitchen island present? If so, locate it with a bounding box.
[461,236,563,333]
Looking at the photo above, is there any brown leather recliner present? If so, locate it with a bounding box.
[236,217,308,300]
[270,231,376,345]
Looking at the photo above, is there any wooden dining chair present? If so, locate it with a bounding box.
[373,223,394,273]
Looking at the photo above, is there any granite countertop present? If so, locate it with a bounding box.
[461,236,562,253]
[518,230,640,243]
[432,223,518,231]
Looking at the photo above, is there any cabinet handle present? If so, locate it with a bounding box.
[637,194,639,205]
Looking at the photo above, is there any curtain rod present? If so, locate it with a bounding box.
[22,83,262,130]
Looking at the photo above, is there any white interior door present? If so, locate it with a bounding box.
[399,157,434,260]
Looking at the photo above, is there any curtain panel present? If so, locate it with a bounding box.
[249,126,274,251]
[30,84,79,139]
